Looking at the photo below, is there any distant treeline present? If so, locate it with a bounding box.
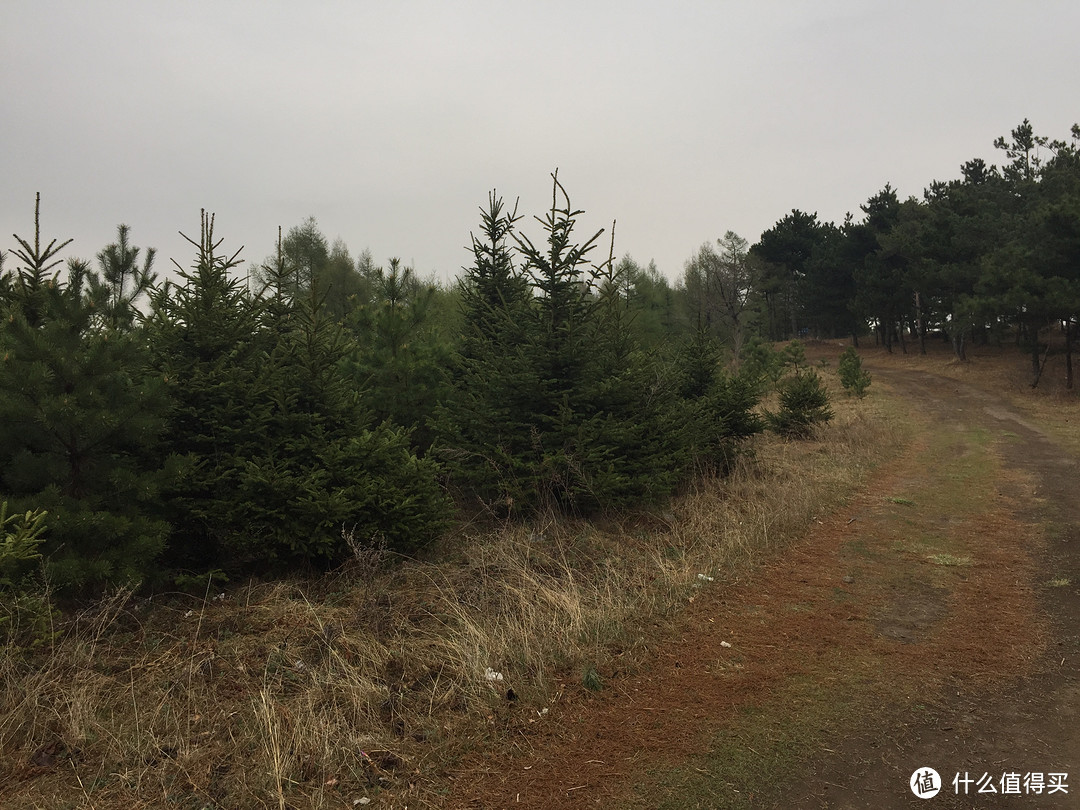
[746,119,1080,388]
[1,120,1077,595]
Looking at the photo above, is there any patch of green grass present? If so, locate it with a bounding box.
[1046,577,1071,588]
[893,534,944,555]
[844,538,872,556]
[583,665,603,692]
[632,672,864,810]
[888,496,916,506]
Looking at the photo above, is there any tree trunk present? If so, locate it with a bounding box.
[952,329,967,362]
[1066,318,1074,390]
[1030,320,1046,388]
[915,291,926,355]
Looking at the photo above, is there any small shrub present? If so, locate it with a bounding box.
[741,339,808,390]
[173,568,229,594]
[0,503,58,650]
[0,590,59,650]
[767,371,833,438]
[781,340,807,372]
[838,346,872,397]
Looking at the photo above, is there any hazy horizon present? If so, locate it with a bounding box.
[4,1,1078,285]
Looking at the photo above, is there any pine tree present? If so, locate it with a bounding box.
[837,346,872,397]
[572,231,693,505]
[150,215,449,570]
[767,370,834,438]
[442,176,701,513]
[252,237,450,560]
[345,258,451,453]
[436,192,540,512]
[0,196,171,591]
[96,224,158,327]
[147,211,272,569]
[510,172,617,510]
[674,326,763,473]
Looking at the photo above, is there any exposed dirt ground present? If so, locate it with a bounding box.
[442,346,1079,809]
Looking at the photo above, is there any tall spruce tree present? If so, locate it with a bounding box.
[437,192,538,511]
[147,212,272,568]
[511,172,610,510]
[442,176,701,514]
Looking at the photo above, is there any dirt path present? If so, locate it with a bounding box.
[780,366,1080,809]
[443,363,1079,809]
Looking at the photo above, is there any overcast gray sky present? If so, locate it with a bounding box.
[3,1,1078,285]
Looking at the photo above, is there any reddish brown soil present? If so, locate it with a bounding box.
[439,350,1079,809]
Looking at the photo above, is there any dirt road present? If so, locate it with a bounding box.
[781,366,1080,809]
[446,361,1079,809]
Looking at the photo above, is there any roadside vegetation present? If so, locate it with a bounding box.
[1,120,1078,807]
[0,377,897,809]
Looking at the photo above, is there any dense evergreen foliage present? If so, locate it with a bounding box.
[148,214,449,573]
[437,177,736,515]
[4,120,1078,594]
[766,371,834,438]
[0,198,172,591]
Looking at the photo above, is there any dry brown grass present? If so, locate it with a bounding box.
[0,376,906,809]
[811,336,1080,454]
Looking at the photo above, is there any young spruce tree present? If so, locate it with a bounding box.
[437,192,539,511]
[150,214,448,571]
[443,175,695,513]
[0,197,172,591]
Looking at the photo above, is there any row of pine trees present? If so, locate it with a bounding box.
[4,119,1077,597]
[1,177,779,596]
